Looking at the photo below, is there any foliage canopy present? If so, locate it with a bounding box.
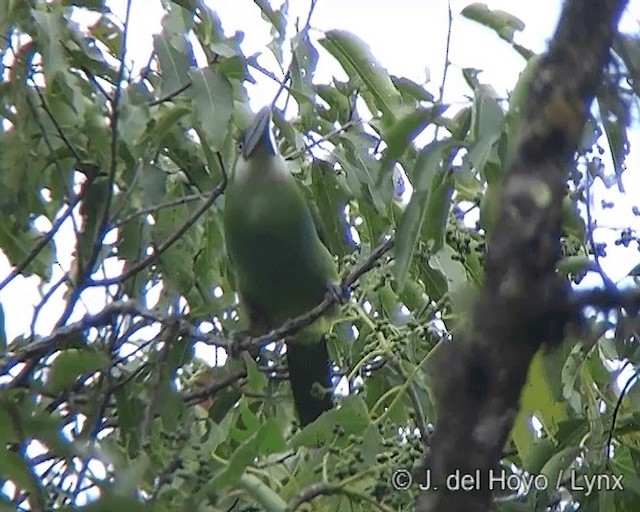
[0,1,639,511]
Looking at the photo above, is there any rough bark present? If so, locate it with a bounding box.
[417,1,628,511]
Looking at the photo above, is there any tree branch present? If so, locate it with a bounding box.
[89,156,227,287]
[0,192,82,293]
[418,1,628,511]
[233,236,393,353]
[54,0,135,327]
[0,301,162,381]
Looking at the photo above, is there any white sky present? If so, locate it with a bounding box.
[0,0,639,343]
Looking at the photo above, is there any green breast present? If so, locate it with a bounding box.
[224,176,335,328]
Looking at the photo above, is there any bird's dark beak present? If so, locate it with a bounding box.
[242,106,276,158]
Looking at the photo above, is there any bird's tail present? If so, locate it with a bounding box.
[286,338,333,426]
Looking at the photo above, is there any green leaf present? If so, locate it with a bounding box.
[209,420,269,489]
[292,395,370,448]
[153,201,198,294]
[597,93,629,192]
[0,446,43,507]
[152,104,191,143]
[189,66,233,151]
[319,30,402,119]
[141,164,167,208]
[242,352,268,392]
[420,260,449,301]
[522,437,556,474]
[383,107,436,162]
[394,140,455,287]
[360,423,383,465]
[512,350,571,459]
[218,55,250,81]
[310,159,352,257]
[539,445,580,487]
[257,418,286,456]
[0,224,56,281]
[114,385,145,458]
[428,245,467,292]
[153,32,192,99]
[468,85,504,183]
[48,349,108,393]
[158,380,185,432]
[89,14,123,57]
[391,76,435,103]
[31,8,68,81]
[119,84,152,156]
[557,255,595,277]
[614,34,640,98]
[317,84,353,122]
[290,30,318,105]
[562,195,587,239]
[255,0,287,65]
[76,177,109,268]
[254,0,286,36]
[504,55,541,164]
[236,473,287,512]
[114,453,150,496]
[461,3,525,42]
[421,167,454,252]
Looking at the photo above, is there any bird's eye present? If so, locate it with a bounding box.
[236,139,244,154]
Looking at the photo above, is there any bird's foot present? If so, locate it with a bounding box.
[326,282,349,303]
[228,329,262,358]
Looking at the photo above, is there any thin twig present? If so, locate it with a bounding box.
[3,237,392,399]
[584,173,617,290]
[0,301,162,379]
[112,192,204,230]
[283,120,359,160]
[287,482,342,511]
[182,368,247,406]
[30,273,71,338]
[606,367,639,466]
[149,82,192,106]
[72,369,114,503]
[24,89,72,193]
[139,328,173,446]
[88,162,227,287]
[248,59,292,91]
[433,1,453,141]
[0,194,82,293]
[78,64,112,101]
[32,83,81,161]
[55,0,134,327]
[570,286,640,311]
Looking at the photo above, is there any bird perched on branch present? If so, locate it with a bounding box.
[223,106,339,426]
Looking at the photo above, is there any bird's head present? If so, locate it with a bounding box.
[234,106,286,182]
[240,106,278,159]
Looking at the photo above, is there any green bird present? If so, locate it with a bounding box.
[223,106,339,426]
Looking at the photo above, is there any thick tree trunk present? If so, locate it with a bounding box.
[417,1,628,511]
